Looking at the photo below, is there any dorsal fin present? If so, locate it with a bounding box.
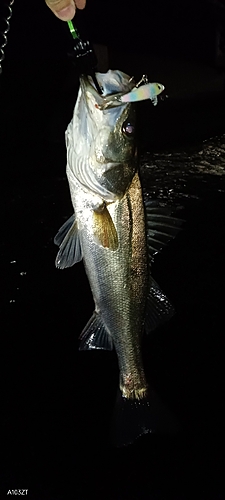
[144,200,183,261]
[145,278,175,333]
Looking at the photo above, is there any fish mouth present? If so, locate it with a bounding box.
[81,75,123,110]
[80,73,135,110]
[80,74,103,101]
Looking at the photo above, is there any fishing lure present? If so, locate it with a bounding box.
[97,77,165,110]
[120,82,165,106]
[67,20,165,106]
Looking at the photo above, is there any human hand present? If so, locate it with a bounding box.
[45,0,86,21]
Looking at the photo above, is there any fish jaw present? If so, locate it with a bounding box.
[80,70,136,106]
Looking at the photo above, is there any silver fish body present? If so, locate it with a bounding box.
[72,170,148,399]
[55,70,181,420]
[64,70,149,399]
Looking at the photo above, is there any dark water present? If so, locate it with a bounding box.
[0,30,225,500]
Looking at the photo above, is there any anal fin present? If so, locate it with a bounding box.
[79,312,114,351]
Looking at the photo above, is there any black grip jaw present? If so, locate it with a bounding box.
[68,29,103,95]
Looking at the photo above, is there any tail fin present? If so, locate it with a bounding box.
[111,388,181,447]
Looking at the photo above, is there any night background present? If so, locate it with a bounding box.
[0,1,225,498]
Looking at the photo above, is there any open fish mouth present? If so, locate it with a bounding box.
[80,73,166,110]
[80,72,136,110]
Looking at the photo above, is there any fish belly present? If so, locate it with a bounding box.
[73,172,149,399]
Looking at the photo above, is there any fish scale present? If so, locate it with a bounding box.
[72,171,148,398]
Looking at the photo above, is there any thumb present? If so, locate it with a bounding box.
[45,1,76,21]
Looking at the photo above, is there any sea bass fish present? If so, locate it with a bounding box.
[54,70,181,445]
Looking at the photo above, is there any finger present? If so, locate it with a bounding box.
[45,0,76,21]
[75,0,86,9]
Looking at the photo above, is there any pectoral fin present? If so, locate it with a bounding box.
[54,215,82,269]
[93,205,118,250]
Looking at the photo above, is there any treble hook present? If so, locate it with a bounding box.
[0,0,14,75]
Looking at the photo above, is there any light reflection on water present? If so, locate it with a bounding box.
[141,133,225,204]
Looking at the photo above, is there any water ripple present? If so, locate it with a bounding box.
[141,133,225,203]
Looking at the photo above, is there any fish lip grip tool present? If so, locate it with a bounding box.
[67,19,103,95]
[67,21,166,104]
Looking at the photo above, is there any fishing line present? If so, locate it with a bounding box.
[0,0,14,75]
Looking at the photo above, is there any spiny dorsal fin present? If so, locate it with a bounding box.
[79,312,114,351]
[145,278,175,333]
[93,205,118,250]
[54,216,82,269]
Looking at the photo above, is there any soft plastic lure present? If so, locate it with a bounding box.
[120,82,165,106]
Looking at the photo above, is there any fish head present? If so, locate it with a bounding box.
[69,70,138,200]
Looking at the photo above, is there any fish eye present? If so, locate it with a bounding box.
[122,121,135,138]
